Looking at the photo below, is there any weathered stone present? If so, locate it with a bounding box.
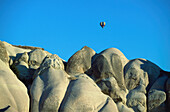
[117,102,134,112]
[30,55,69,112]
[33,54,64,79]
[97,77,128,104]
[15,52,30,80]
[41,54,64,69]
[91,48,127,91]
[0,59,29,112]
[148,89,166,112]
[124,59,166,112]
[2,41,31,60]
[148,75,168,112]
[99,48,129,67]
[126,87,147,112]
[125,58,161,91]
[28,49,47,69]
[1,41,169,112]
[12,52,32,88]
[98,98,119,112]
[0,41,9,65]
[59,74,118,112]
[124,59,150,90]
[66,46,96,75]
[139,59,161,90]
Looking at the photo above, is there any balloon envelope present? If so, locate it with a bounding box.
[100,22,106,28]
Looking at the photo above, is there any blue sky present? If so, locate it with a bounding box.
[0,0,170,71]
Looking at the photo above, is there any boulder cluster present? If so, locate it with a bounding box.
[0,41,169,112]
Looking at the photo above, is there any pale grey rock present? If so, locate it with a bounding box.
[99,48,129,67]
[117,102,134,112]
[30,55,69,112]
[2,41,31,62]
[97,77,128,104]
[124,59,163,112]
[41,54,64,70]
[99,98,119,112]
[0,59,29,112]
[90,48,128,106]
[124,59,149,90]
[0,41,9,65]
[126,87,147,112]
[15,52,30,80]
[91,48,127,91]
[133,84,146,94]
[148,89,166,112]
[59,74,118,112]
[28,49,47,70]
[125,58,161,91]
[1,41,169,112]
[33,54,64,79]
[15,52,29,63]
[9,57,13,66]
[13,52,32,88]
[66,46,96,75]
[148,75,168,112]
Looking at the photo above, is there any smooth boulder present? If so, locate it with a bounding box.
[0,59,30,112]
[117,102,134,112]
[91,48,128,90]
[30,54,69,112]
[28,49,47,70]
[124,59,149,90]
[148,89,166,112]
[126,85,147,112]
[125,58,161,91]
[2,41,31,65]
[97,77,128,104]
[148,75,168,112]
[59,74,118,112]
[66,46,96,75]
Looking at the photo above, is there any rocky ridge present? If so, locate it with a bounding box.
[0,41,169,112]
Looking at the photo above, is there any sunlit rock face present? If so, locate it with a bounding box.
[0,41,169,112]
[66,46,96,75]
[0,59,30,112]
[30,54,67,112]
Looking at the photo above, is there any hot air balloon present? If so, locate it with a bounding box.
[100,22,106,28]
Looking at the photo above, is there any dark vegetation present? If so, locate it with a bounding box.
[12,45,44,50]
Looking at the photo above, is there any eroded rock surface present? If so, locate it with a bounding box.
[30,54,69,112]
[148,89,166,112]
[0,41,169,112]
[66,46,96,75]
[148,75,168,112]
[126,85,147,112]
[117,102,134,112]
[97,77,128,104]
[59,74,118,112]
[0,41,9,65]
[0,59,29,112]
[91,48,128,103]
[91,48,128,88]
[28,49,47,70]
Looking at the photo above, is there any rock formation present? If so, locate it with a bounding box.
[0,56,29,112]
[0,40,169,112]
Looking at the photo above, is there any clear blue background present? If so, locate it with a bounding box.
[0,0,169,71]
